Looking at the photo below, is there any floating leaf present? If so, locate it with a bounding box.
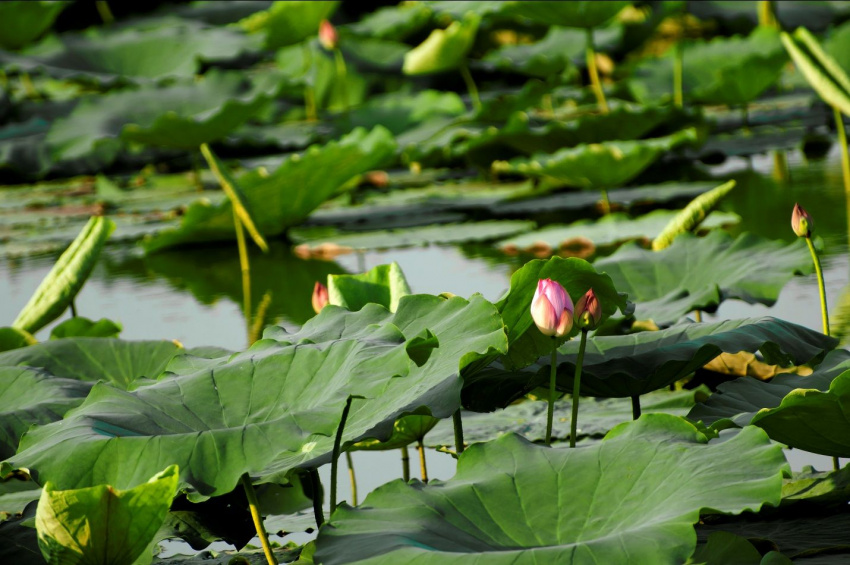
[12,216,114,334]
[0,1,66,50]
[313,415,786,565]
[403,12,480,75]
[651,179,736,250]
[781,26,850,115]
[348,90,466,135]
[240,0,339,49]
[36,465,178,565]
[327,262,411,313]
[502,1,630,29]
[594,231,813,326]
[344,3,433,41]
[49,317,122,339]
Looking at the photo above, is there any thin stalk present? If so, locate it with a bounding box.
[570,330,589,448]
[417,439,429,484]
[233,210,252,338]
[631,395,642,420]
[401,446,410,481]
[330,396,354,514]
[805,236,830,336]
[546,343,558,445]
[600,189,611,214]
[192,151,203,192]
[307,469,324,529]
[240,474,278,565]
[302,43,317,121]
[459,64,481,112]
[758,1,778,29]
[585,28,609,114]
[694,310,702,322]
[95,1,114,24]
[834,456,841,471]
[673,41,684,108]
[835,107,850,193]
[772,150,789,182]
[345,452,358,506]
[69,300,78,318]
[333,48,349,114]
[248,291,273,345]
[452,409,465,454]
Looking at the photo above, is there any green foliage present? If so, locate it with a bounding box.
[503,1,630,29]
[403,13,481,75]
[652,179,737,250]
[782,26,850,115]
[327,262,412,313]
[240,1,339,49]
[0,328,36,353]
[49,317,122,339]
[12,216,114,334]
[0,1,66,50]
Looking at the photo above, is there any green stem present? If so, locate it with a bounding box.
[95,1,114,24]
[401,446,410,481]
[452,409,465,454]
[570,330,588,448]
[233,210,252,340]
[600,189,611,214]
[330,396,354,515]
[694,310,702,322]
[546,342,557,445]
[673,41,683,108]
[333,48,349,114]
[459,64,481,112]
[417,439,429,484]
[585,28,609,114]
[835,107,850,193]
[240,474,278,565]
[192,150,203,192]
[772,149,789,182]
[805,236,830,336]
[69,300,78,318]
[345,452,358,506]
[631,395,641,420]
[302,43,317,121]
[834,456,841,471]
[307,469,324,529]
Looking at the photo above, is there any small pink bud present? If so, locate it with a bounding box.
[531,279,574,337]
[312,281,329,314]
[319,19,338,50]
[791,203,813,238]
[575,288,601,330]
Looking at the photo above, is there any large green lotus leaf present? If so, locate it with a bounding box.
[782,465,850,506]
[354,413,440,451]
[502,1,630,29]
[143,126,396,252]
[691,532,783,565]
[0,367,92,460]
[782,26,850,115]
[492,128,698,189]
[0,1,66,50]
[344,3,433,41]
[0,338,182,390]
[498,209,738,255]
[547,317,837,398]
[49,317,122,339]
[313,415,786,565]
[481,26,587,78]
[240,1,339,49]
[750,370,850,458]
[36,465,178,565]
[494,256,632,371]
[339,35,410,72]
[3,295,507,497]
[0,22,262,83]
[688,349,850,426]
[347,90,466,135]
[427,387,708,447]
[47,71,271,162]
[275,42,368,112]
[403,12,480,75]
[292,220,536,256]
[594,231,813,326]
[630,28,788,106]
[12,217,114,334]
[327,262,412,313]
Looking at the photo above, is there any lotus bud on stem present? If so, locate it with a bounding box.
[240,473,278,565]
[531,279,574,444]
[330,396,354,514]
[319,20,349,114]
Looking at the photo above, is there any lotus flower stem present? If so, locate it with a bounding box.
[249,291,273,345]
[805,236,830,336]
[835,107,850,193]
[307,468,324,528]
[233,210,253,338]
[570,330,589,448]
[400,446,410,481]
[330,396,354,515]
[452,409,465,454]
[694,310,702,322]
[345,452,358,506]
[240,473,278,565]
[585,29,609,114]
[417,439,429,484]
[758,1,778,29]
[459,64,481,112]
[333,49,349,114]
[673,41,684,108]
[834,456,840,471]
[69,300,78,318]
[95,1,114,24]
[302,44,317,121]
[631,395,642,420]
[546,342,558,445]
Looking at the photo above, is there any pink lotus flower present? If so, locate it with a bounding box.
[312,281,329,314]
[319,19,338,50]
[791,203,813,238]
[575,288,602,330]
[531,279,574,337]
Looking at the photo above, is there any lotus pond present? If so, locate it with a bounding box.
[4,1,850,564]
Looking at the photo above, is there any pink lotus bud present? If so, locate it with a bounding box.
[531,279,574,337]
[791,203,813,238]
[319,19,338,50]
[312,281,329,314]
[575,288,602,330]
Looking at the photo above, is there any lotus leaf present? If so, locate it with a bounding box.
[403,13,481,75]
[348,90,466,135]
[340,36,410,72]
[482,27,591,77]
[781,26,850,116]
[327,262,411,313]
[691,532,788,565]
[502,1,630,29]
[492,128,698,189]
[0,478,41,519]
[276,42,368,112]
[825,19,850,77]
[143,126,396,252]
[594,231,813,325]
[0,327,36,353]
[0,1,66,50]
[3,295,507,497]
[313,415,786,564]
[344,3,432,41]
[49,317,122,339]
[354,413,440,451]
[782,465,850,506]
[36,465,178,565]
[0,367,92,460]
[240,0,339,49]
[0,337,182,389]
